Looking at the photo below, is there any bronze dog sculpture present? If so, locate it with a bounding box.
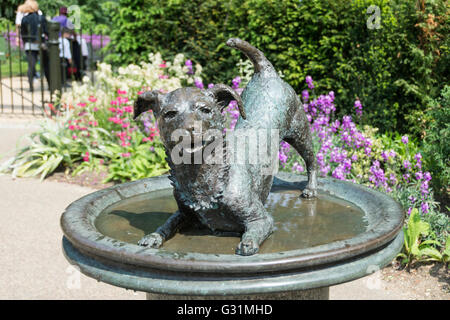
[134,38,318,255]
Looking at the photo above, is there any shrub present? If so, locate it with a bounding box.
[421,85,450,200]
[106,0,448,136]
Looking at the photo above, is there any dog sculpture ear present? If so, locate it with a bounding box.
[134,90,162,119]
[207,84,246,120]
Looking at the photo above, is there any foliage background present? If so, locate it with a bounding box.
[106,0,449,137]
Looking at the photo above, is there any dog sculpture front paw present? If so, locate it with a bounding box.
[137,232,163,248]
[236,239,259,256]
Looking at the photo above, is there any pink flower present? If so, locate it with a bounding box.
[122,123,130,128]
[93,107,99,112]
[121,152,131,157]
[137,91,144,95]
[110,100,118,106]
[142,136,154,142]
[118,97,129,104]
[72,135,77,139]
[83,152,89,162]
[159,61,167,68]
[77,102,87,107]
[68,125,76,130]
[158,74,169,79]
[117,89,127,95]
[123,106,133,113]
[108,117,123,125]
[88,96,97,102]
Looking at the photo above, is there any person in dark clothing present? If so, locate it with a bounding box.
[71,36,82,81]
[20,1,49,91]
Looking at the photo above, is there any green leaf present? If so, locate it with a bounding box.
[418,247,442,261]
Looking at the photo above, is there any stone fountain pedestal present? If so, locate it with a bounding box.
[61,173,404,300]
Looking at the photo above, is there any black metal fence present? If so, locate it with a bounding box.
[0,20,109,116]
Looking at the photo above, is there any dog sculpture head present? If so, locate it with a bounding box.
[134,85,246,159]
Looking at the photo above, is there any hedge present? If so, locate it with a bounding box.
[106,0,449,136]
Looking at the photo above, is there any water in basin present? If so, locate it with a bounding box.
[95,187,367,254]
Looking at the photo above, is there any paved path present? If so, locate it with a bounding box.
[0,76,51,115]
[0,117,405,300]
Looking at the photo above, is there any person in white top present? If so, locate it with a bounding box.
[59,27,73,85]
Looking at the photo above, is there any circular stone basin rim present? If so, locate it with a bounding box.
[61,173,404,274]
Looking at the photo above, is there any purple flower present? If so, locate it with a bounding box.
[389,173,397,185]
[208,83,215,89]
[354,99,362,117]
[185,60,194,74]
[423,171,432,181]
[194,79,204,89]
[278,152,288,164]
[320,164,331,177]
[414,153,422,162]
[420,181,430,196]
[403,160,411,170]
[401,135,408,144]
[231,76,241,89]
[302,90,309,102]
[332,165,346,180]
[305,76,314,89]
[292,162,304,173]
[280,141,291,152]
[415,171,423,180]
[329,91,335,101]
[421,202,429,214]
[414,153,422,169]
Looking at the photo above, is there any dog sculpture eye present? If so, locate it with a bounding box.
[199,107,212,114]
[163,110,178,120]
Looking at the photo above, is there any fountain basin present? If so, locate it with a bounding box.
[61,172,404,299]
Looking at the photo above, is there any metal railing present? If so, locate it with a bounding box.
[0,20,109,116]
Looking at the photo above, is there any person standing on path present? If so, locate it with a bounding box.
[19,0,49,92]
[59,27,73,87]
